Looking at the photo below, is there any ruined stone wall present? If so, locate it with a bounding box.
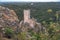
[24,9,30,23]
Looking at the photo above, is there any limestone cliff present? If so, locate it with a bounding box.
[0,6,19,29]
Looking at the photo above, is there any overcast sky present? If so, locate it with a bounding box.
[0,0,60,2]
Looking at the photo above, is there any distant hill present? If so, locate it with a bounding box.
[0,2,60,23]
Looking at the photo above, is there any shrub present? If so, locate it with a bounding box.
[4,27,14,38]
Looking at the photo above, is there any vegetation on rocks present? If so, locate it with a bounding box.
[0,2,60,40]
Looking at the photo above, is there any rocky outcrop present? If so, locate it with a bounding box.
[0,6,19,30]
[19,18,46,40]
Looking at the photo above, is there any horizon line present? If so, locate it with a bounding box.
[0,1,60,2]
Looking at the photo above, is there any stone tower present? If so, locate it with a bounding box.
[24,9,30,23]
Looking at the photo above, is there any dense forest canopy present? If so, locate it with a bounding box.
[0,2,60,23]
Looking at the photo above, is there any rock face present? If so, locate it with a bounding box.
[0,6,19,29]
[19,9,45,32]
[19,9,46,40]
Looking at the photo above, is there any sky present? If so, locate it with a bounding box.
[0,0,60,2]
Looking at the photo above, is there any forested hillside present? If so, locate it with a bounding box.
[0,2,60,23]
[0,2,60,40]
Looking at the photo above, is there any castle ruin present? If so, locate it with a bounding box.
[19,9,43,31]
[23,9,36,28]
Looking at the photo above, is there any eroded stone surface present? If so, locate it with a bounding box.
[0,6,19,29]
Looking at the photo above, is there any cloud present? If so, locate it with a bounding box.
[0,0,59,2]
